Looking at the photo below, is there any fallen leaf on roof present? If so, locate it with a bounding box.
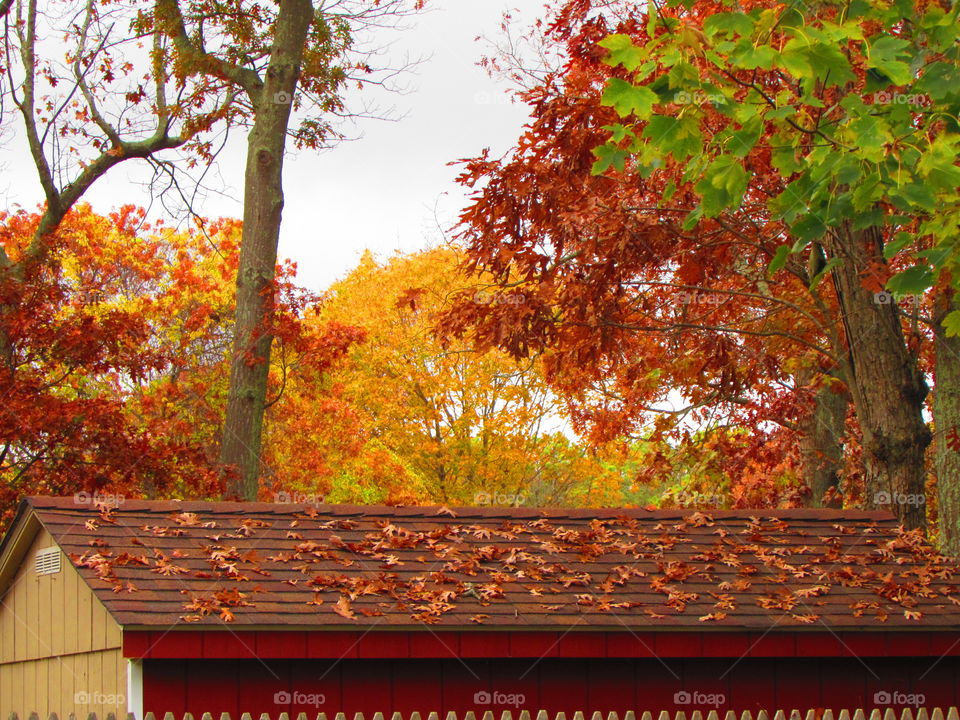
[172,512,202,526]
[333,595,356,620]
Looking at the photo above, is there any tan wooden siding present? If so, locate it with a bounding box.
[0,526,126,716]
[0,647,127,717]
[0,527,122,664]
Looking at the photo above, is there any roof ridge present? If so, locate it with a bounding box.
[23,496,897,521]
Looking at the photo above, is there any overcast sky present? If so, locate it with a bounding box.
[279,0,545,290]
[2,1,546,292]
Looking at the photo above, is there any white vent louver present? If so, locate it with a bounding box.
[34,547,61,575]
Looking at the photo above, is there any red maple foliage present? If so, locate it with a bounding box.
[440,0,942,511]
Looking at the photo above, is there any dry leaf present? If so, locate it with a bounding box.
[333,595,356,620]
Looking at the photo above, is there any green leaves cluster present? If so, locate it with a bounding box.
[592,0,960,330]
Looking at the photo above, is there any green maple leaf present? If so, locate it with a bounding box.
[598,34,646,71]
[886,265,934,295]
[601,78,658,119]
[942,310,960,338]
[867,36,913,87]
[592,143,629,174]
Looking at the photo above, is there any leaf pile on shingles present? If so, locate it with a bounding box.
[59,503,960,626]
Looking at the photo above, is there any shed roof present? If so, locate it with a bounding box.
[13,496,960,630]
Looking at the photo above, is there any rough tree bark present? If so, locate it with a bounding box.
[798,371,849,508]
[933,288,960,556]
[219,0,315,500]
[825,224,931,529]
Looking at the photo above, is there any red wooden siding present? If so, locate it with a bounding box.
[124,630,960,660]
[142,656,960,716]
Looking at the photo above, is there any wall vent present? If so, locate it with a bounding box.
[34,547,61,575]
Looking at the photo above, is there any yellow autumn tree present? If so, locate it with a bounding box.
[271,247,625,507]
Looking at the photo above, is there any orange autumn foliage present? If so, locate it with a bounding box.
[0,205,362,529]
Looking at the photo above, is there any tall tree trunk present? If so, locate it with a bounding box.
[933,287,960,556]
[825,224,931,529]
[798,370,848,508]
[219,0,314,501]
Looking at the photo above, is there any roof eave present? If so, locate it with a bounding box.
[0,497,43,601]
[116,623,960,633]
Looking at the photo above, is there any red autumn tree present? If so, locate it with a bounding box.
[0,206,361,530]
[442,0,957,535]
[442,0,846,510]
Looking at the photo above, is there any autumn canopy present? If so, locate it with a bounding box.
[1,0,959,559]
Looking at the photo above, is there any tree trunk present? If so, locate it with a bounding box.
[824,224,931,529]
[798,371,848,508]
[219,0,314,501]
[933,287,960,556]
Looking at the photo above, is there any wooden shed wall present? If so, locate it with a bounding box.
[142,656,960,716]
[0,527,126,717]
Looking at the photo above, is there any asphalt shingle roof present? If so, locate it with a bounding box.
[24,496,960,630]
